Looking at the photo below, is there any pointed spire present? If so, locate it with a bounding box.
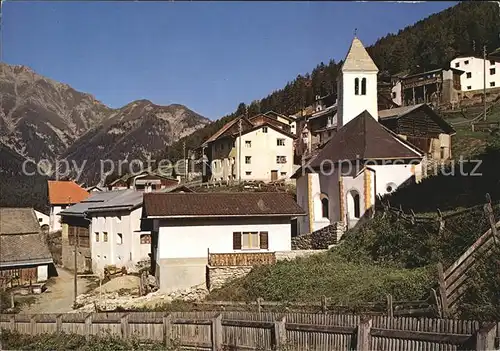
[341,37,379,73]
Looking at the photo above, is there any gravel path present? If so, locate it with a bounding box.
[21,268,93,314]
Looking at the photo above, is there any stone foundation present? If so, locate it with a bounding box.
[206,265,253,291]
[291,222,346,249]
[275,249,328,261]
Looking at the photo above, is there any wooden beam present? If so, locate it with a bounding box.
[437,262,449,318]
[371,328,471,344]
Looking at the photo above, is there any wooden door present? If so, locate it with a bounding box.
[271,170,278,181]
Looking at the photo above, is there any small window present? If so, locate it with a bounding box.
[277,138,285,146]
[242,232,260,249]
[467,86,472,90]
[464,60,469,65]
[117,233,123,245]
[455,62,460,68]
[321,197,329,219]
[276,156,287,164]
[361,78,367,95]
[262,127,268,133]
[490,60,496,66]
[466,72,472,78]
[491,82,496,87]
[280,172,286,176]
[140,234,151,244]
[245,156,251,164]
[103,232,108,242]
[490,68,496,75]
[440,147,446,159]
[95,232,99,242]
[245,171,252,175]
[354,78,359,95]
[391,92,396,98]
[38,218,43,222]
[245,140,251,148]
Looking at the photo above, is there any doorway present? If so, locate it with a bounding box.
[271,170,278,181]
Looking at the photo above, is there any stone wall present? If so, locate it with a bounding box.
[206,265,253,291]
[275,250,328,261]
[291,222,346,250]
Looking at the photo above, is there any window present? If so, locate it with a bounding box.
[440,147,446,160]
[245,156,251,164]
[95,232,99,242]
[117,233,123,245]
[354,78,359,95]
[38,218,43,222]
[103,232,108,242]
[490,68,496,75]
[466,72,472,79]
[361,78,367,95]
[491,82,496,87]
[245,140,251,148]
[467,86,472,90]
[245,171,252,175]
[277,138,285,146]
[262,127,268,133]
[233,231,269,250]
[116,215,121,223]
[392,92,396,98]
[140,234,151,244]
[490,60,495,66]
[280,172,286,176]
[464,60,469,65]
[353,193,361,218]
[276,156,287,164]
[321,196,329,219]
[455,62,460,68]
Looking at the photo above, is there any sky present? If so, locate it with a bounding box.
[2,1,457,120]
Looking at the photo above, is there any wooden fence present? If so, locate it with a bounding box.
[1,311,498,350]
[208,252,277,267]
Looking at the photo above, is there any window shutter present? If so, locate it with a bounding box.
[233,232,242,250]
[260,232,269,249]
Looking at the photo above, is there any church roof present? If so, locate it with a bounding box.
[341,37,379,73]
[307,110,422,168]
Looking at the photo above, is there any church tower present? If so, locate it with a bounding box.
[337,37,379,128]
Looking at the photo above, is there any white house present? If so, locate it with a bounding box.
[47,180,89,232]
[294,36,423,234]
[450,56,499,91]
[204,115,296,182]
[34,210,50,231]
[142,192,305,292]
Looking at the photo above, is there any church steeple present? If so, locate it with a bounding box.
[337,36,379,128]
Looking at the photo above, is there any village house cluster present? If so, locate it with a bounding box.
[1,37,499,296]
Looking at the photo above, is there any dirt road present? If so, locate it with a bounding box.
[21,268,93,314]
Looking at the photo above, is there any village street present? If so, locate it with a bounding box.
[20,268,93,314]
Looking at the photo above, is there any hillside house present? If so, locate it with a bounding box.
[47,180,89,232]
[107,171,179,191]
[34,209,50,232]
[202,114,296,182]
[294,36,424,234]
[0,208,54,287]
[262,111,297,134]
[450,56,499,92]
[141,192,305,292]
[490,47,500,61]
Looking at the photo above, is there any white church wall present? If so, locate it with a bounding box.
[342,172,365,228]
[295,174,309,235]
[370,163,418,197]
[338,71,378,127]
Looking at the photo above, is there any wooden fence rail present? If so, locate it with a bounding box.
[1,312,498,350]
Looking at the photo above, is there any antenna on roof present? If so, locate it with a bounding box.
[354,28,358,37]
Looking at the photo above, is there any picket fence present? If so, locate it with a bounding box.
[1,311,498,351]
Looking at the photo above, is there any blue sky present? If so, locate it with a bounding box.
[3,1,456,120]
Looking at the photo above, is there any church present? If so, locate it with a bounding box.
[293,37,424,234]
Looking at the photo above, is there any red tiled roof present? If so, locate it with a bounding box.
[47,180,89,205]
[143,192,305,218]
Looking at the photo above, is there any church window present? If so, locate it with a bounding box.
[321,195,329,219]
[353,193,360,218]
[354,78,359,95]
[361,78,367,95]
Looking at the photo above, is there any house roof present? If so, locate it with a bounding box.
[59,190,128,217]
[263,111,295,122]
[378,104,424,119]
[201,116,253,147]
[341,37,379,73]
[87,189,143,214]
[143,192,305,218]
[489,47,500,60]
[304,110,422,170]
[0,208,53,267]
[242,121,296,139]
[160,184,195,193]
[48,180,89,205]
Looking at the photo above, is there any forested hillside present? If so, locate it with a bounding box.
[163,1,500,161]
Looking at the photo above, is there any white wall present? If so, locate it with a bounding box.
[370,163,419,197]
[451,57,499,91]
[35,210,50,229]
[295,174,309,235]
[50,205,64,232]
[157,218,292,259]
[391,81,402,106]
[37,265,48,282]
[338,71,378,127]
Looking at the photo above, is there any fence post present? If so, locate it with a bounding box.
[29,315,36,335]
[484,193,498,246]
[9,315,15,331]
[475,322,497,350]
[321,295,327,314]
[272,316,287,350]
[10,294,14,309]
[257,297,263,313]
[386,294,393,318]
[211,313,223,351]
[163,314,172,347]
[84,313,92,341]
[356,316,372,351]
[120,313,130,339]
[436,262,449,318]
[56,314,63,332]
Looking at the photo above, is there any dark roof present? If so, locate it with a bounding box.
[143,192,305,218]
[489,47,500,60]
[59,190,127,217]
[0,208,53,267]
[242,122,296,140]
[306,110,422,169]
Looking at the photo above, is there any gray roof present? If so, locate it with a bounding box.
[59,190,128,217]
[87,189,143,213]
[0,208,53,267]
[0,208,41,235]
[378,104,424,120]
[341,37,379,73]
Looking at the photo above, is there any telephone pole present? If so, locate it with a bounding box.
[238,118,242,184]
[183,141,186,181]
[483,45,487,121]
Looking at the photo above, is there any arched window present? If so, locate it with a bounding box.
[361,78,367,95]
[321,195,329,219]
[347,190,361,219]
[354,78,359,95]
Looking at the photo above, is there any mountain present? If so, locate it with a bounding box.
[162,1,500,162]
[62,100,210,185]
[0,63,112,161]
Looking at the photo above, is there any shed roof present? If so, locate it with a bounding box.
[47,180,89,205]
[143,192,305,218]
